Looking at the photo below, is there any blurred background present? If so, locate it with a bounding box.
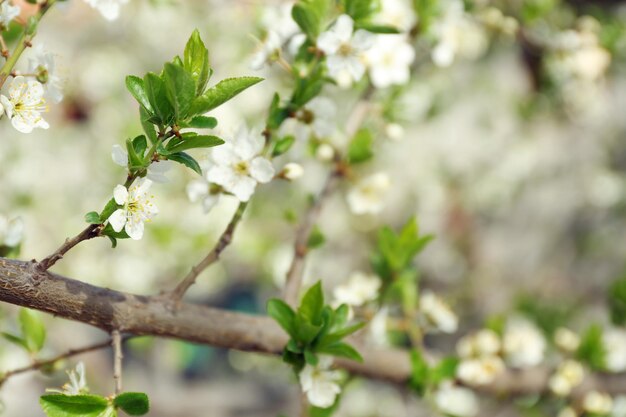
[1,0,626,415]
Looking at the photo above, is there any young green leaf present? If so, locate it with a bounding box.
[84,212,101,225]
[165,135,224,154]
[1,332,28,350]
[39,394,110,417]
[183,29,211,96]
[304,349,319,365]
[409,349,430,395]
[272,136,296,157]
[307,225,326,249]
[183,115,218,129]
[114,392,149,416]
[342,0,378,21]
[189,76,263,115]
[317,342,363,362]
[347,128,374,164]
[163,62,196,120]
[609,277,626,326]
[125,76,154,115]
[576,324,606,371]
[166,152,203,175]
[143,72,175,125]
[268,299,297,338]
[139,107,158,144]
[125,138,145,170]
[299,281,325,325]
[19,308,46,353]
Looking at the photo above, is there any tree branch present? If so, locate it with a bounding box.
[37,224,102,272]
[167,202,247,303]
[1,257,625,396]
[111,330,123,395]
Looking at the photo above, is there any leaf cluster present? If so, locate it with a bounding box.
[267,281,364,373]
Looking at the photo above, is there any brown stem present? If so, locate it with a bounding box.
[37,224,102,272]
[168,202,248,303]
[282,171,341,306]
[112,330,123,395]
[0,338,113,386]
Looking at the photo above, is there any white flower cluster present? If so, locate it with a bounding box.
[187,125,275,212]
[0,76,49,133]
[456,329,505,385]
[46,362,89,396]
[299,356,342,408]
[418,291,458,334]
[109,178,158,240]
[332,271,381,309]
[346,172,391,215]
[433,381,479,417]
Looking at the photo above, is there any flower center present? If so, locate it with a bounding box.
[234,161,250,175]
[338,43,353,56]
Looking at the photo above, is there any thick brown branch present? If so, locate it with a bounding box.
[168,202,247,302]
[2,257,626,396]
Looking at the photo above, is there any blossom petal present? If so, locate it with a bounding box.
[249,157,275,183]
[108,209,126,232]
[113,185,128,205]
[111,145,128,166]
[125,219,145,240]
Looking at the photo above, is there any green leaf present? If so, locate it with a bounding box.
[267,299,297,338]
[267,93,289,130]
[113,393,149,416]
[183,115,218,129]
[317,342,363,362]
[1,332,28,350]
[132,135,148,159]
[189,76,263,115]
[294,313,323,345]
[299,281,325,325]
[342,0,378,21]
[347,128,374,164]
[139,107,158,144]
[163,62,196,120]
[84,212,101,225]
[272,136,296,157]
[99,198,120,223]
[409,349,429,395]
[165,134,224,154]
[40,394,110,417]
[291,67,324,107]
[307,225,326,249]
[304,349,319,365]
[125,76,154,115]
[609,277,626,326]
[430,356,459,385]
[292,4,321,40]
[356,23,401,33]
[576,324,606,371]
[19,308,46,353]
[183,29,211,96]
[166,152,202,175]
[143,72,175,125]
[125,138,145,170]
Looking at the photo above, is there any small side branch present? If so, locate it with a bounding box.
[0,338,112,386]
[112,330,123,395]
[168,202,248,303]
[37,224,102,272]
[282,170,341,306]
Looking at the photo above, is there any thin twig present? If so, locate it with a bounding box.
[0,338,113,386]
[112,330,123,395]
[168,202,248,303]
[282,171,341,306]
[281,86,376,306]
[37,224,102,272]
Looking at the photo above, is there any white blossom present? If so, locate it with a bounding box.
[111,145,174,183]
[583,391,613,415]
[385,123,405,141]
[317,15,374,88]
[0,214,23,247]
[186,179,220,214]
[108,178,158,240]
[346,172,390,215]
[0,2,20,28]
[205,125,274,202]
[365,35,415,88]
[554,327,580,352]
[0,76,49,133]
[372,0,417,33]
[430,0,487,68]
[47,362,88,396]
[83,0,128,21]
[419,291,458,333]
[457,329,501,358]
[603,328,626,372]
[250,30,282,70]
[433,382,479,417]
[299,356,342,408]
[456,356,505,385]
[368,307,389,347]
[281,162,304,180]
[28,44,63,103]
[333,272,381,307]
[502,318,545,368]
[280,96,337,142]
[548,360,585,396]
[316,143,335,162]
[260,2,299,41]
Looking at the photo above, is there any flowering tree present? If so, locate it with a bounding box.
[0,0,625,416]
